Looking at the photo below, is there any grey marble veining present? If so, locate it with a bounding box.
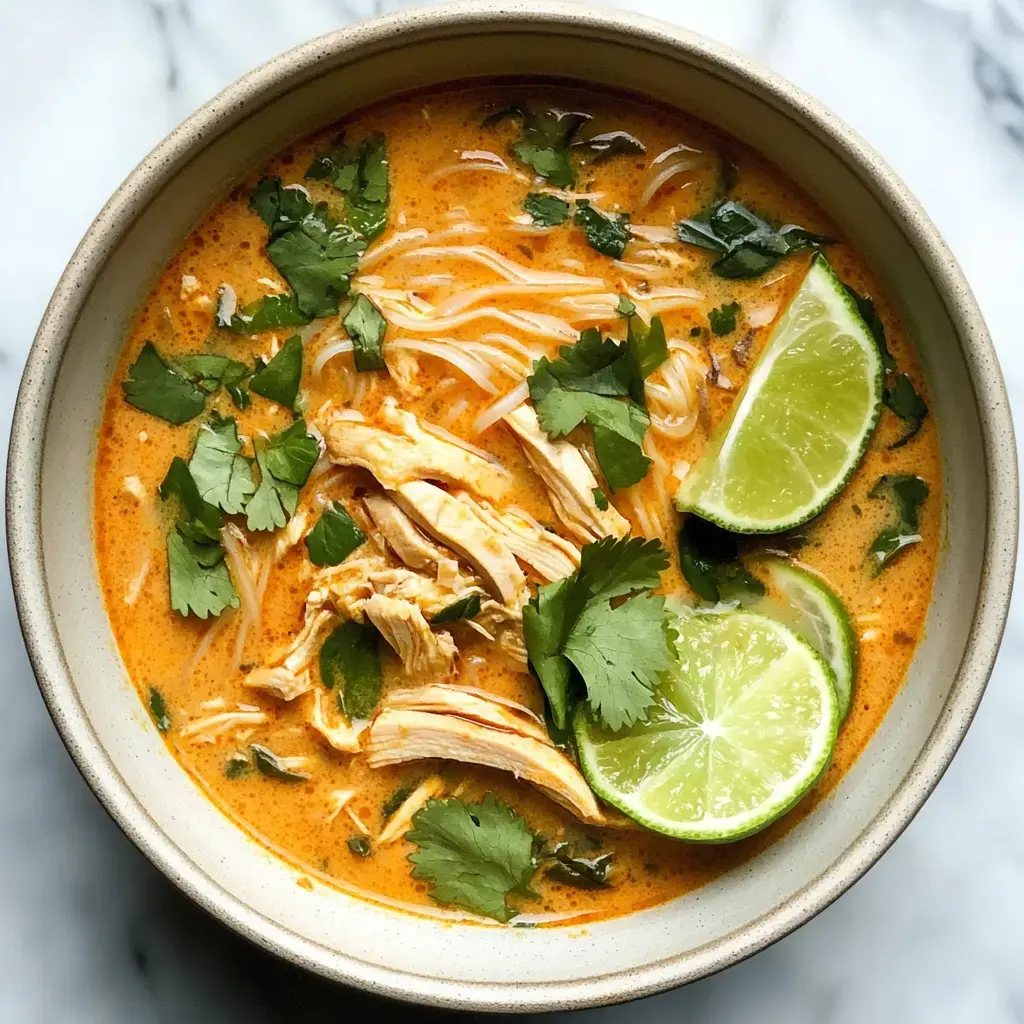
[2,1,1023,1021]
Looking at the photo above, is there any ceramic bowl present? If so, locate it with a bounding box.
[7,0,1018,1012]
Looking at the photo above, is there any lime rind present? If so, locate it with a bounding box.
[575,610,839,843]
[676,255,883,534]
[760,557,858,721]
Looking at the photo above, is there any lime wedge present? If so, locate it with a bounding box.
[574,609,838,842]
[677,255,882,532]
[757,557,857,721]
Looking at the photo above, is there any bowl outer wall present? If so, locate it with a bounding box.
[5,0,1018,1012]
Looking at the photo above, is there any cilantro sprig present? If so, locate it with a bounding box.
[245,419,319,532]
[306,133,390,242]
[574,199,630,259]
[523,535,672,732]
[319,620,381,720]
[249,334,303,409]
[678,515,765,605]
[305,502,365,566]
[122,343,206,424]
[867,474,929,574]
[343,294,388,372]
[187,414,256,515]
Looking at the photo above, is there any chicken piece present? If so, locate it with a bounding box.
[504,404,629,544]
[365,708,606,824]
[363,493,442,571]
[243,607,336,701]
[452,493,580,582]
[384,684,549,743]
[308,688,364,752]
[273,510,309,562]
[377,775,446,845]
[315,398,508,498]
[179,709,268,745]
[394,481,528,607]
[363,593,457,680]
[368,567,485,621]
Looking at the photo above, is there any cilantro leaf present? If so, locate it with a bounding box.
[187,415,255,515]
[343,294,388,372]
[678,516,765,605]
[307,134,390,242]
[245,443,298,532]
[406,794,537,922]
[867,474,929,574]
[572,130,645,163]
[625,314,668,391]
[616,295,636,317]
[676,200,832,279]
[708,301,740,336]
[523,578,575,729]
[176,354,250,395]
[224,752,250,778]
[166,530,239,619]
[883,374,928,448]
[223,292,312,334]
[122,342,206,424]
[487,105,590,187]
[148,687,171,733]
[431,594,482,624]
[159,456,223,541]
[320,620,381,720]
[250,178,312,238]
[574,199,630,259]
[592,487,609,510]
[574,534,669,603]
[305,501,365,566]
[543,842,613,889]
[263,418,319,485]
[843,285,896,372]
[251,744,309,782]
[249,334,303,408]
[523,193,570,227]
[383,784,414,818]
[348,836,371,857]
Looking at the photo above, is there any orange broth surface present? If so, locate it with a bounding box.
[93,83,941,926]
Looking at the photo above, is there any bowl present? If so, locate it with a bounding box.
[7,0,1018,1012]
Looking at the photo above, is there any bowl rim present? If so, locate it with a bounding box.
[6,0,1018,1012]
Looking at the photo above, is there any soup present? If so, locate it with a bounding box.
[94,82,940,926]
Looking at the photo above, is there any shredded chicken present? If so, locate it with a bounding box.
[179,709,269,744]
[377,775,446,845]
[363,593,457,680]
[314,397,508,498]
[367,566,485,620]
[393,481,528,607]
[384,684,548,742]
[244,607,336,701]
[273,510,309,562]
[307,688,363,752]
[326,788,358,823]
[366,707,606,824]
[363,493,442,570]
[504,405,629,543]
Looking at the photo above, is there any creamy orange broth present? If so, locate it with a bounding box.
[93,83,941,925]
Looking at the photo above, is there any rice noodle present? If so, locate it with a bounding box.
[538,186,606,201]
[123,555,150,606]
[382,305,578,342]
[384,338,498,393]
[312,338,353,378]
[460,342,530,379]
[437,396,469,428]
[426,151,529,183]
[628,490,656,538]
[480,333,545,364]
[358,228,428,270]
[222,526,262,673]
[434,279,605,318]
[629,224,678,244]
[399,244,602,286]
[638,158,699,209]
[407,274,455,288]
[612,259,673,281]
[645,340,705,439]
[182,610,234,682]
[418,417,507,466]
[471,380,530,435]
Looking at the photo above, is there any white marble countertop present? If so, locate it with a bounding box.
[2,0,1023,1020]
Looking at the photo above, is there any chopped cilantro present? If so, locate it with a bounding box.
[263,418,319,485]
[148,687,171,733]
[574,199,631,259]
[592,487,609,511]
[431,594,482,624]
[319,620,381,720]
[224,752,251,779]
[485,105,590,187]
[708,301,741,336]
[615,295,636,317]
[523,192,570,227]
[348,836,371,858]
[305,501,365,566]
[382,784,414,818]
[844,285,896,371]
[249,334,303,409]
[176,354,250,396]
[187,415,255,515]
[544,843,613,889]
[406,794,538,922]
[343,294,388,372]
[307,133,390,242]
[678,515,765,604]
[122,342,206,424]
[223,292,312,333]
[524,536,671,731]
[676,200,832,279]
[244,421,317,532]
[572,130,645,163]
[251,744,308,782]
[867,474,929,574]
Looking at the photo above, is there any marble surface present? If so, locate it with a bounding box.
[2,0,1023,1020]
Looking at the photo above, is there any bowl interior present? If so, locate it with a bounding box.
[16,5,1012,1012]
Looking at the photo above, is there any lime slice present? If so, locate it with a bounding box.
[757,557,857,721]
[574,609,838,842]
[677,255,882,533]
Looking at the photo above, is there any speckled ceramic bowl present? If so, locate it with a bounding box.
[6,0,1017,1012]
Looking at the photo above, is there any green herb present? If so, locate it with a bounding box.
[343,294,388,372]
[485,105,590,187]
[224,752,251,779]
[122,342,206,424]
[305,502,365,566]
[159,456,223,542]
[678,516,766,604]
[524,536,671,731]
[250,178,366,317]
[176,354,251,397]
[406,794,538,922]
[544,843,613,889]
[527,320,666,489]
[592,487,609,511]
[615,295,636,317]
[523,192,570,227]
[249,334,303,408]
[431,594,482,623]
[245,443,298,532]
[574,199,631,259]
[347,836,371,857]
[187,415,256,515]
[306,133,390,242]
[383,784,414,818]
[319,620,382,720]
[573,130,645,163]
[251,744,309,782]
[223,293,312,334]
[708,301,741,336]
[265,418,319,485]
[844,286,896,371]
[676,200,832,279]
[867,474,929,574]
[148,687,171,733]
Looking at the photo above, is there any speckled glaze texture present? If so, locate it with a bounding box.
[6,0,1018,1013]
